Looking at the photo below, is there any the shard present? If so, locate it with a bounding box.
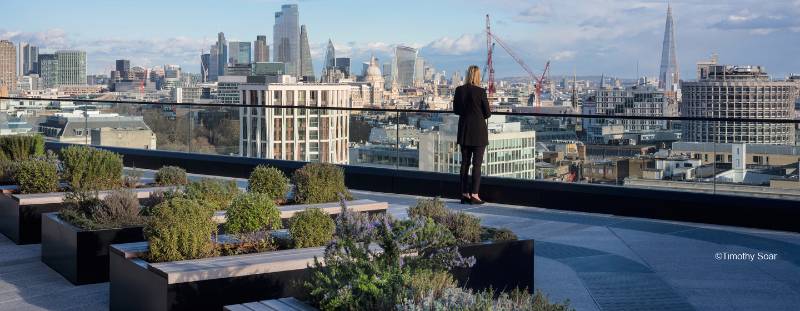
[658,4,679,91]
[299,25,314,82]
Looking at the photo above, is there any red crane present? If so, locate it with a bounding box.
[485,14,550,111]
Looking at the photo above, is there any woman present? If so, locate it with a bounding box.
[453,65,491,205]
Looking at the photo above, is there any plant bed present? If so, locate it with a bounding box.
[0,186,172,245]
[41,212,146,285]
[109,237,531,311]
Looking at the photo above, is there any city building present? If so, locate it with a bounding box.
[217,75,248,105]
[229,41,252,65]
[54,50,86,86]
[225,64,251,76]
[37,54,58,88]
[21,43,38,75]
[254,35,269,63]
[419,115,536,179]
[324,40,336,72]
[116,59,130,79]
[209,45,219,82]
[335,57,351,78]
[38,107,156,149]
[211,32,228,80]
[253,62,286,76]
[414,56,424,86]
[238,82,351,164]
[0,40,17,91]
[583,84,669,144]
[393,45,417,87]
[299,25,314,82]
[362,56,385,105]
[0,113,32,135]
[658,4,679,92]
[273,4,300,77]
[681,61,798,145]
[201,53,210,82]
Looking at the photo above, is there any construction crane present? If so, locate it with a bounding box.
[485,14,550,110]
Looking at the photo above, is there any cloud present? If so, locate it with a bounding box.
[551,50,576,61]
[711,10,800,34]
[425,34,482,56]
[514,2,553,24]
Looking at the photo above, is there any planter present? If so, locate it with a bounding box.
[41,213,145,285]
[109,238,535,311]
[0,186,174,245]
[110,242,323,311]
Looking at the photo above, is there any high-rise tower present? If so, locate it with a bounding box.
[299,25,314,81]
[0,40,16,91]
[658,4,679,91]
[216,32,228,77]
[273,4,300,77]
[254,35,269,63]
[324,39,336,71]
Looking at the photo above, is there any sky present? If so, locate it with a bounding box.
[2,0,800,79]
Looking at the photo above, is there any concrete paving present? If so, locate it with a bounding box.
[1,185,798,310]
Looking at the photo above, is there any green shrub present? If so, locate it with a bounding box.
[292,163,351,204]
[155,166,188,186]
[15,159,59,194]
[482,227,518,242]
[404,269,458,303]
[224,193,282,235]
[247,165,289,201]
[141,189,185,216]
[60,146,123,191]
[288,208,335,248]
[0,160,17,184]
[145,197,218,262]
[184,178,240,211]
[399,287,574,311]
[442,212,482,245]
[0,134,45,161]
[408,197,449,221]
[61,189,145,230]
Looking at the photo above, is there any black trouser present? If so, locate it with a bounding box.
[460,145,486,194]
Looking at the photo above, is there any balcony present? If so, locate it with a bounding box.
[0,96,799,310]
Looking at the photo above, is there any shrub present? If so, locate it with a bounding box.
[292,163,351,204]
[441,212,482,245]
[155,166,188,186]
[0,134,45,161]
[288,208,335,248]
[141,189,185,216]
[60,146,123,191]
[247,165,289,202]
[482,227,518,242]
[184,178,240,211]
[224,193,282,235]
[399,288,574,311]
[145,197,218,262]
[404,269,458,304]
[407,197,449,221]
[61,189,145,230]
[15,159,59,194]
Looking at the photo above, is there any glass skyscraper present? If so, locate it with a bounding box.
[216,32,227,77]
[54,50,86,86]
[229,41,252,65]
[254,35,269,63]
[273,4,300,77]
[299,25,314,81]
[394,45,417,87]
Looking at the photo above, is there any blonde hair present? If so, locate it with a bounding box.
[464,65,481,86]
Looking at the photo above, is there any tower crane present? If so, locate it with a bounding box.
[485,14,550,111]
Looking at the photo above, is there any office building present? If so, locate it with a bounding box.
[217,75,248,105]
[55,50,86,86]
[335,57,350,78]
[584,84,669,144]
[214,32,228,78]
[229,41,252,65]
[0,40,16,91]
[273,4,300,77]
[324,40,336,71]
[38,54,58,88]
[394,45,417,87]
[681,61,798,145]
[22,44,38,75]
[420,115,536,179]
[225,64,252,76]
[414,56,424,86]
[658,4,679,92]
[209,45,219,81]
[201,53,211,82]
[253,62,286,76]
[116,59,130,77]
[299,25,314,82]
[254,35,269,63]
[238,82,351,164]
[38,108,156,149]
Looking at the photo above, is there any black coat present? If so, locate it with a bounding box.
[453,84,491,146]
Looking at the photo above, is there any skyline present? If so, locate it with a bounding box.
[1,0,800,78]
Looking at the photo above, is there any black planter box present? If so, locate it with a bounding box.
[0,187,173,245]
[109,239,535,311]
[41,213,145,285]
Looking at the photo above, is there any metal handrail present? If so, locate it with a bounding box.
[2,96,799,124]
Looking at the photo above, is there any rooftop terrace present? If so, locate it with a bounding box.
[1,185,798,310]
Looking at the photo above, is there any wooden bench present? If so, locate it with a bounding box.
[212,199,388,224]
[224,297,317,311]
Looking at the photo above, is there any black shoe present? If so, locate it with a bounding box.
[460,196,472,204]
[469,196,485,205]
